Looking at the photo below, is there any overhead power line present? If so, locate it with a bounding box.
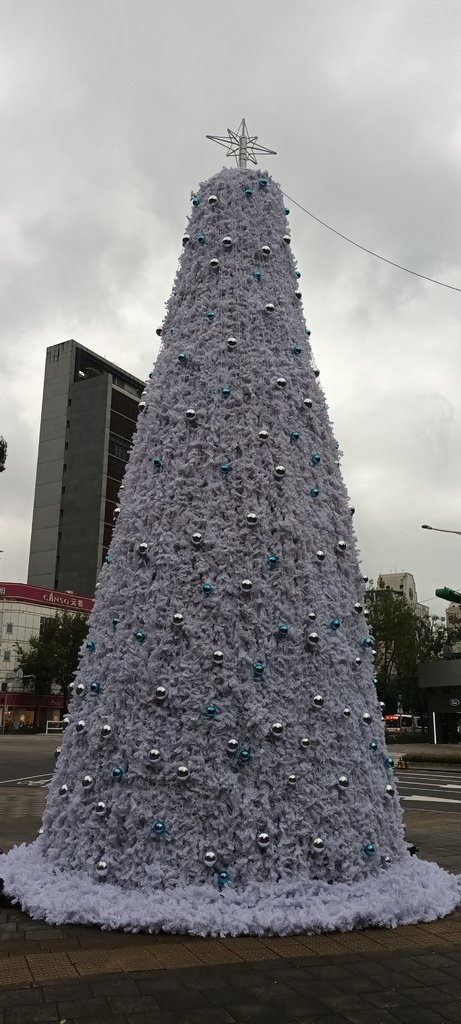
[282,192,461,294]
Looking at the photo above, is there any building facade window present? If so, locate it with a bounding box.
[5,623,13,634]
[3,650,11,662]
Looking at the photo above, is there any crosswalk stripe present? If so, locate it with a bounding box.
[402,795,461,804]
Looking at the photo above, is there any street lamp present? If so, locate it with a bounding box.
[421,525,461,536]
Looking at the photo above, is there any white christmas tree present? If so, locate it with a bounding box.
[1,125,459,934]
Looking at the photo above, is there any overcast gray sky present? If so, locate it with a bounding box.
[1,0,460,613]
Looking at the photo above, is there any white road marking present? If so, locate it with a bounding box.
[440,784,461,790]
[0,773,52,786]
[402,795,461,804]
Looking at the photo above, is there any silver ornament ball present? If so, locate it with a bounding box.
[204,849,218,867]
[155,686,168,702]
[96,859,108,878]
[227,738,239,754]
[300,736,310,749]
[95,801,107,815]
[149,748,161,762]
[271,722,284,737]
[257,832,270,850]
[177,765,189,780]
[313,837,324,852]
[101,723,112,737]
[241,579,253,592]
[313,695,324,707]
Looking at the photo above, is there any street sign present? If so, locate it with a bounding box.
[435,587,461,604]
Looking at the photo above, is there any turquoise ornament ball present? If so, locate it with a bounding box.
[207,311,216,322]
[197,234,205,244]
[293,345,302,355]
[363,842,375,858]
[202,582,213,596]
[205,705,217,719]
[311,453,321,465]
[152,456,163,469]
[290,431,300,442]
[310,487,320,498]
[221,387,231,399]
[135,630,146,644]
[152,820,166,836]
[90,681,101,694]
[244,187,253,197]
[267,554,278,568]
[362,637,374,649]
[278,624,289,636]
[239,749,251,763]
[369,740,378,752]
[259,177,268,188]
[253,661,265,676]
[85,640,95,652]
[218,870,230,888]
[330,619,341,630]
[284,207,290,214]
[112,767,123,780]
[178,352,187,364]
[220,463,231,475]
[385,756,395,768]
[192,196,200,206]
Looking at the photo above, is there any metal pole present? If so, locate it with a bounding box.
[432,710,437,745]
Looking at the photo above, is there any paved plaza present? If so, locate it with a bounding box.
[0,785,460,1022]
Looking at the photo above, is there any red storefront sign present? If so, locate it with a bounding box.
[0,582,93,613]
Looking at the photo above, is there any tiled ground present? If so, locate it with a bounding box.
[0,788,460,1021]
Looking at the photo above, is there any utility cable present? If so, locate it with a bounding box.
[282,192,461,294]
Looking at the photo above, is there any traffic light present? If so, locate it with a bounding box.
[435,587,461,605]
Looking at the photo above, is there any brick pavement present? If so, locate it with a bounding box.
[0,788,460,1022]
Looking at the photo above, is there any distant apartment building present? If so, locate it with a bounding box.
[376,572,429,619]
[446,602,461,630]
[27,340,144,598]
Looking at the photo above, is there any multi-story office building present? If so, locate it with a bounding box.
[0,581,93,730]
[28,340,144,597]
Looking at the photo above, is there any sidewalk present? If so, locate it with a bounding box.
[0,788,460,1023]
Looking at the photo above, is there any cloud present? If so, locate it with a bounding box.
[1,0,460,614]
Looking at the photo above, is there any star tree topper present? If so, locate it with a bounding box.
[206,119,276,169]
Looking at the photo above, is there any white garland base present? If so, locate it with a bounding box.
[1,843,459,936]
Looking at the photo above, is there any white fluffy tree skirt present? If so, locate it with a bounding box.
[1,843,459,936]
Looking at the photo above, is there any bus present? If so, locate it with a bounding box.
[385,714,421,734]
